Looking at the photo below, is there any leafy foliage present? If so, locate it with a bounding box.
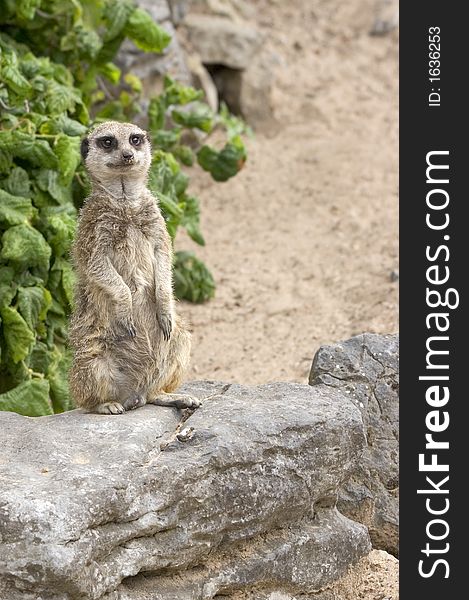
[174,251,215,303]
[0,0,247,416]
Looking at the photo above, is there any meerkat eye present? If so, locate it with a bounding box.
[130,134,143,147]
[97,136,116,150]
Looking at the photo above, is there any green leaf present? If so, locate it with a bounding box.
[17,286,52,329]
[217,102,253,140]
[174,251,215,303]
[45,311,68,346]
[57,115,88,137]
[1,51,32,96]
[17,271,42,288]
[124,8,171,53]
[28,341,52,374]
[172,103,214,133]
[0,189,36,226]
[149,151,180,195]
[157,192,184,220]
[1,166,31,197]
[54,134,81,183]
[0,148,13,174]
[174,171,189,197]
[40,209,76,257]
[47,347,72,412]
[181,196,205,246]
[36,169,72,204]
[163,76,203,106]
[152,127,181,151]
[97,34,125,65]
[61,260,75,306]
[173,144,195,166]
[124,72,142,93]
[3,131,59,169]
[45,80,82,115]
[0,306,35,363]
[51,257,76,306]
[104,0,135,41]
[95,100,127,122]
[148,96,165,132]
[76,26,103,60]
[99,61,121,84]
[0,224,51,276]
[15,0,42,20]
[0,378,52,417]
[197,136,247,182]
[0,266,16,308]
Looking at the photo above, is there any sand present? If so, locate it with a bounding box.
[176,0,399,596]
[177,0,398,385]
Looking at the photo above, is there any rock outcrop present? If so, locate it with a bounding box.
[0,381,370,599]
[117,0,192,97]
[180,8,278,128]
[115,0,277,129]
[309,333,399,556]
[182,14,263,70]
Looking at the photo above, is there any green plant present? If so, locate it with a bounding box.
[0,0,247,416]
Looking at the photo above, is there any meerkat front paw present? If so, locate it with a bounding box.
[117,317,137,339]
[95,402,125,415]
[157,313,173,341]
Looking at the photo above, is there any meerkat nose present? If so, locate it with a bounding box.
[122,150,134,161]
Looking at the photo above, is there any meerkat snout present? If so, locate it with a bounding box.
[121,149,134,164]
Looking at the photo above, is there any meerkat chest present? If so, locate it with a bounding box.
[110,204,159,249]
[108,206,160,282]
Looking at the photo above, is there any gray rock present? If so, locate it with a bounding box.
[137,0,171,23]
[168,0,190,24]
[309,333,399,556]
[201,47,279,130]
[117,19,192,90]
[116,1,192,120]
[370,0,399,35]
[0,381,370,599]
[185,0,252,21]
[182,14,263,69]
[187,53,219,112]
[238,47,279,130]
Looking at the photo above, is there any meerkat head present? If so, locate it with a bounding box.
[81,121,152,184]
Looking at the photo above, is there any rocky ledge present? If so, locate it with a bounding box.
[1,380,370,599]
[310,333,399,556]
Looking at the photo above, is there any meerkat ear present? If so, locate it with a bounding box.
[80,138,90,160]
[145,131,152,146]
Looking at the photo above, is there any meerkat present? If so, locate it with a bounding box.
[68,121,200,415]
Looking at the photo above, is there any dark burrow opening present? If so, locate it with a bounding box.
[205,64,243,116]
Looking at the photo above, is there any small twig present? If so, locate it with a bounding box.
[97,76,114,101]
[36,9,55,19]
[75,172,87,187]
[0,97,12,111]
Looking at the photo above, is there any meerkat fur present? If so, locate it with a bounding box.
[69,121,200,415]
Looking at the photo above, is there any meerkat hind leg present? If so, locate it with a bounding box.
[147,392,201,410]
[122,393,146,411]
[94,401,125,415]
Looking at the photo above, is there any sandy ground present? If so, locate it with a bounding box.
[177,0,398,385]
[177,1,398,596]
[334,550,399,600]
